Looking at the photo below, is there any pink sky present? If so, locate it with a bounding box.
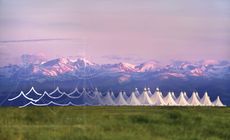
[0,0,229,66]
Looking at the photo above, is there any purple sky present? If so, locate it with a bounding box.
[0,0,230,66]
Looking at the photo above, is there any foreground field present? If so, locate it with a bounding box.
[0,106,229,140]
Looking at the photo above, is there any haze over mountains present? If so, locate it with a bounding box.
[0,55,229,105]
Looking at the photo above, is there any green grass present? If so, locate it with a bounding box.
[0,106,229,140]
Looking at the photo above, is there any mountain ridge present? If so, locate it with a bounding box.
[0,56,229,105]
[0,57,229,79]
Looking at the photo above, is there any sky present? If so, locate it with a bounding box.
[0,0,230,66]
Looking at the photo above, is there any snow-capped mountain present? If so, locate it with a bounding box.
[135,60,160,72]
[25,57,98,77]
[72,58,96,68]
[0,57,229,78]
[0,56,230,105]
[101,62,136,73]
[39,58,75,76]
[162,60,230,78]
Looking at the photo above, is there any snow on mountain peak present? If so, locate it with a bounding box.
[1,56,229,79]
[117,62,136,72]
[41,58,71,67]
[102,62,137,73]
[119,62,136,69]
[136,60,159,72]
[35,57,75,76]
[58,57,70,64]
[190,68,204,76]
[74,58,95,66]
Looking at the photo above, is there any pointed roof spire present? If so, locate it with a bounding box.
[183,92,189,100]
[188,92,201,106]
[147,88,152,96]
[156,87,160,91]
[196,92,201,100]
[134,88,140,97]
[213,96,225,107]
[150,89,165,106]
[99,91,115,105]
[176,92,189,106]
[138,89,153,105]
[200,92,212,106]
[122,91,128,100]
[127,92,141,105]
[25,86,42,96]
[164,92,177,106]
[171,92,176,100]
[114,91,128,105]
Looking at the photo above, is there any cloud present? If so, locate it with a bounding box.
[102,55,145,63]
[0,38,75,44]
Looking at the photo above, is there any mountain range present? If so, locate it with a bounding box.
[0,56,229,105]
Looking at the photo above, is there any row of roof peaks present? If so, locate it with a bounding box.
[97,89,225,106]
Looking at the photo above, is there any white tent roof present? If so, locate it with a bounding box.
[171,92,176,100]
[200,92,213,106]
[159,92,163,97]
[176,92,189,106]
[126,92,141,105]
[138,88,153,105]
[183,92,189,100]
[114,92,128,105]
[150,88,165,106]
[155,87,163,97]
[110,91,116,100]
[164,92,178,106]
[122,91,128,100]
[147,88,152,96]
[134,88,140,97]
[99,91,115,105]
[212,96,225,107]
[95,91,102,104]
[12,86,227,107]
[188,92,201,106]
[196,92,201,100]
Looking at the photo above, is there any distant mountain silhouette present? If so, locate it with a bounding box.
[0,57,229,106]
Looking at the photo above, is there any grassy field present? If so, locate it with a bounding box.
[0,106,229,140]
